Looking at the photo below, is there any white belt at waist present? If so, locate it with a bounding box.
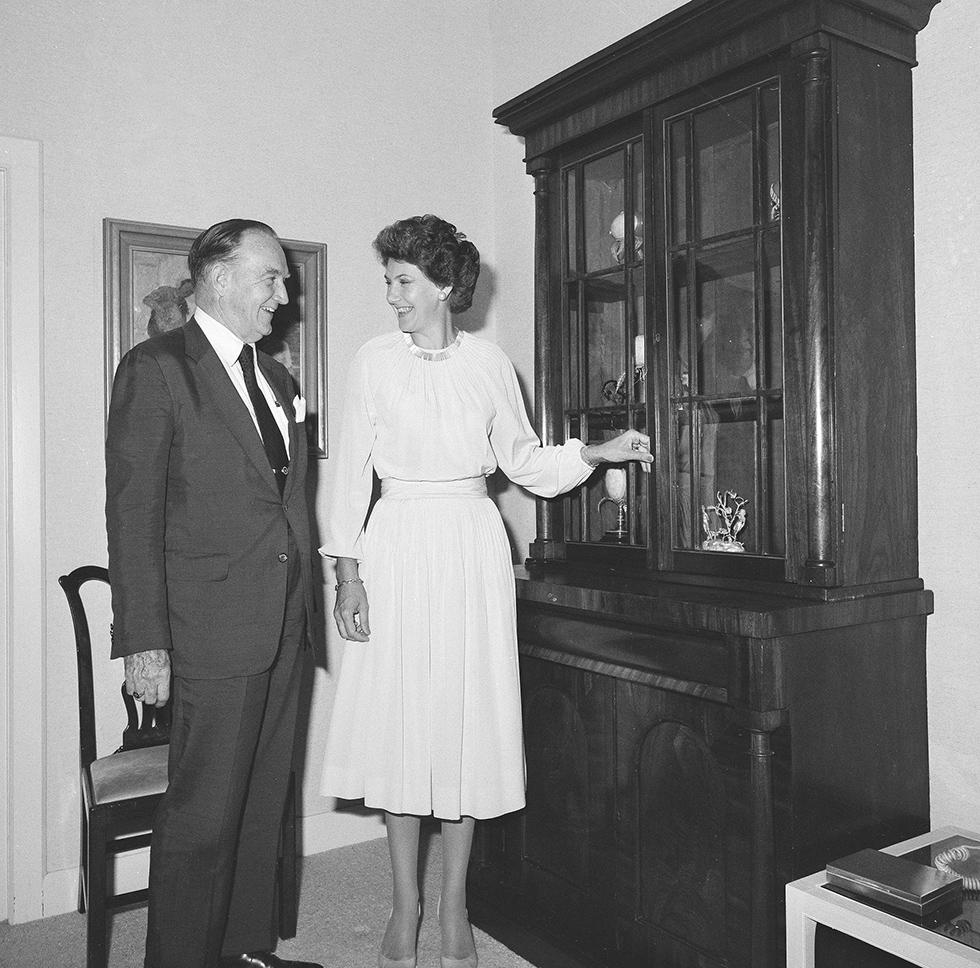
[380,477,488,500]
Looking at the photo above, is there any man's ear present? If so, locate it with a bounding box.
[209,260,228,295]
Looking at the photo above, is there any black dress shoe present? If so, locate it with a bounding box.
[219,953,323,968]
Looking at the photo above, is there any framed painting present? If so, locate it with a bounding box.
[103,217,328,456]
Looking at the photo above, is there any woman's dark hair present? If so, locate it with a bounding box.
[188,218,277,288]
[373,214,480,314]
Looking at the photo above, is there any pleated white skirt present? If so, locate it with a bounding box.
[320,477,526,820]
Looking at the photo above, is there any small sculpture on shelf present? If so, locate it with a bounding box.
[769,183,781,222]
[598,466,629,543]
[601,335,647,404]
[609,210,644,264]
[701,490,747,552]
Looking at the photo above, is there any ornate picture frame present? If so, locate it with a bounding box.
[103,217,328,457]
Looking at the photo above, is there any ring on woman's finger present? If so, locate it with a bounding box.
[631,439,641,451]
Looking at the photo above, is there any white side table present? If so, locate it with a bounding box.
[785,826,980,967]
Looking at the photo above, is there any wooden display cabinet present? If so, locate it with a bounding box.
[468,2,940,967]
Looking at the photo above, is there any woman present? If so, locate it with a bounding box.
[320,215,652,968]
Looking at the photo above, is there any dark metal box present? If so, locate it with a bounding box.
[827,848,963,917]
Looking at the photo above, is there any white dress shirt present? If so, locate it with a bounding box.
[194,309,290,457]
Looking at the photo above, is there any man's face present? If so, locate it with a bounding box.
[217,230,289,343]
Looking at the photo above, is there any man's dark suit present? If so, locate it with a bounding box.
[106,318,315,967]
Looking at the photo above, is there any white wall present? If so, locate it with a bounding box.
[1,0,976,925]
[913,2,980,828]
[0,0,494,919]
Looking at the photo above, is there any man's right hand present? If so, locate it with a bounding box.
[124,649,172,707]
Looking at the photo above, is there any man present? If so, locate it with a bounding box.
[106,219,323,968]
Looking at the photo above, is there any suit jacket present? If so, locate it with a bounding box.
[105,318,315,679]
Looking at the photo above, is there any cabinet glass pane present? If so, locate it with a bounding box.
[586,275,626,408]
[697,241,756,398]
[632,266,647,385]
[584,151,626,273]
[561,137,646,553]
[671,255,692,396]
[669,119,689,244]
[566,414,584,542]
[695,93,753,239]
[673,402,703,549]
[761,83,780,224]
[675,402,764,553]
[566,284,581,408]
[565,168,578,272]
[630,140,645,264]
[767,412,786,556]
[667,78,785,561]
[763,231,783,389]
[702,404,757,553]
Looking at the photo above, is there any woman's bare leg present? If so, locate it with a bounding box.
[381,812,421,961]
[439,816,476,960]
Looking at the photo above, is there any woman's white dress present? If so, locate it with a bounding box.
[320,330,592,820]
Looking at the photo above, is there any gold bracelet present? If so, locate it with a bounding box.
[334,577,363,592]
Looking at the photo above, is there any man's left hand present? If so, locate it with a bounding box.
[124,649,172,706]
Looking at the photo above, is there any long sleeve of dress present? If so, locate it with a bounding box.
[319,348,377,561]
[489,352,593,498]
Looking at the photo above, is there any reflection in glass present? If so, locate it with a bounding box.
[763,232,783,389]
[631,141,645,264]
[566,168,578,272]
[695,93,753,239]
[632,267,647,387]
[696,241,756,399]
[566,285,581,409]
[761,84,780,224]
[767,412,786,556]
[669,119,689,245]
[584,151,626,273]
[586,276,626,408]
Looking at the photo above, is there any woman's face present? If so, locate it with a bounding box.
[384,259,448,334]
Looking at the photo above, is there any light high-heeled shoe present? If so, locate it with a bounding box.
[378,904,421,968]
[438,901,478,968]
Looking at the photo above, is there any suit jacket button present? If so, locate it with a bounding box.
[278,553,288,563]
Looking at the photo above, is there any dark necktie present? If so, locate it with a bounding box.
[238,344,289,495]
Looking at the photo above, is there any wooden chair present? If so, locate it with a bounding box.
[59,565,298,968]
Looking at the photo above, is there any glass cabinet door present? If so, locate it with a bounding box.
[665,81,785,562]
[562,138,648,551]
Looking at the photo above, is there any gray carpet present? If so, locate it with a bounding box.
[0,835,533,968]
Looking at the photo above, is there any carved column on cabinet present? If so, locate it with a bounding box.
[746,719,780,968]
[799,40,838,587]
[527,155,566,563]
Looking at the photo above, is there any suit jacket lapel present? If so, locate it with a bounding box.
[184,319,281,495]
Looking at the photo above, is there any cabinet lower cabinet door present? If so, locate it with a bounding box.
[474,655,768,968]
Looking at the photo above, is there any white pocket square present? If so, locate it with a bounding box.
[293,395,306,423]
